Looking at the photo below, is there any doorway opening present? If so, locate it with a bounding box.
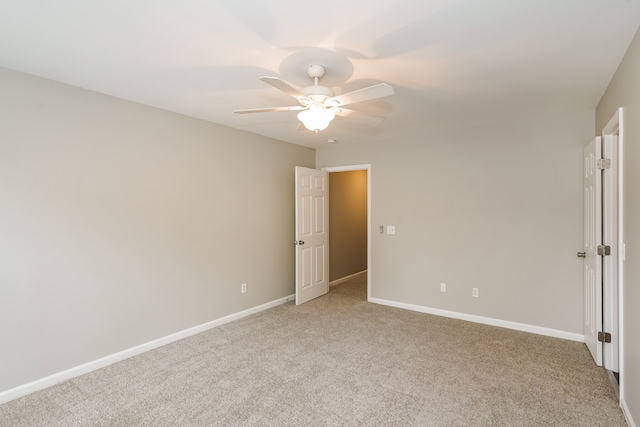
[323,164,371,301]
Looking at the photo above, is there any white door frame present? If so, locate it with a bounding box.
[602,125,618,373]
[602,108,624,392]
[322,164,371,301]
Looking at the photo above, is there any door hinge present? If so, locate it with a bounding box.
[597,158,611,170]
[598,332,612,343]
[597,245,611,256]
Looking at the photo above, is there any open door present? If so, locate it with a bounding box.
[583,137,603,366]
[295,167,329,305]
[582,131,620,371]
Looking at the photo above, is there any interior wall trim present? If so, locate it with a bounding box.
[622,398,637,427]
[369,297,585,343]
[0,294,295,404]
[329,270,367,287]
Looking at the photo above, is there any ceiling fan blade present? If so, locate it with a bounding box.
[328,83,394,107]
[259,77,306,100]
[332,107,386,120]
[234,106,306,114]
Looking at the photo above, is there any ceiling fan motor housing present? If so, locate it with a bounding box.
[301,86,334,107]
[300,64,333,107]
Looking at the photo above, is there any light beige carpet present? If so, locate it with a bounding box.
[0,274,624,426]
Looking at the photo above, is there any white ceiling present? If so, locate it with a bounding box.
[1,0,639,149]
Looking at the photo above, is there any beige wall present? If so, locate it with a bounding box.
[596,27,640,425]
[329,171,367,281]
[0,67,315,393]
[317,110,593,334]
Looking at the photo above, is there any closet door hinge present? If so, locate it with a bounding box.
[598,332,612,343]
[597,245,611,256]
[597,159,611,170]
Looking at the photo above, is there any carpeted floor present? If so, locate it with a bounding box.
[0,274,625,426]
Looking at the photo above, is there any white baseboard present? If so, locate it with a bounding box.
[329,270,367,287]
[0,294,295,405]
[368,297,585,342]
[622,398,637,427]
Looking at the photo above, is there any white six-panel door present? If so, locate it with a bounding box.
[295,167,329,305]
[584,137,602,366]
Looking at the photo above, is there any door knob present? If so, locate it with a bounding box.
[577,252,586,258]
[294,240,305,245]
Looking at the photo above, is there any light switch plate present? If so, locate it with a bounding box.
[387,225,396,235]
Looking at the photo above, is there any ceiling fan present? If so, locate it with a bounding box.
[234,64,394,133]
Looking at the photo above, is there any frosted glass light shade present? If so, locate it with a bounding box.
[297,108,335,132]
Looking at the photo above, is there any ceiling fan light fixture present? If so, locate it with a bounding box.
[297,107,335,133]
[234,64,394,133]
